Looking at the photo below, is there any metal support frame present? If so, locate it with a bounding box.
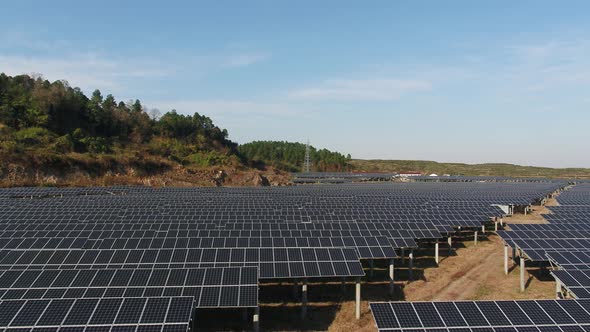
[369,259,374,280]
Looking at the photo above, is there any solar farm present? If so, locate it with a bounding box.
[3,180,590,331]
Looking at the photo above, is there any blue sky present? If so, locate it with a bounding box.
[2,1,590,167]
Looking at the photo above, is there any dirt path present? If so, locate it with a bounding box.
[328,232,555,331]
[405,235,554,301]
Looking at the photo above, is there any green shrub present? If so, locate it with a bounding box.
[80,136,112,154]
[53,135,75,153]
[0,140,20,154]
[184,151,228,167]
[13,127,56,146]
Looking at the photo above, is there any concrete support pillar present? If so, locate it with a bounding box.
[253,307,260,332]
[389,259,395,295]
[482,225,486,234]
[435,242,440,265]
[447,236,452,256]
[556,280,562,299]
[504,246,509,275]
[520,257,526,292]
[474,231,478,246]
[369,259,374,280]
[500,218,504,226]
[355,278,361,320]
[495,222,498,231]
[409,250,414,281]
[301,279,308,320]
[524,207,527,215]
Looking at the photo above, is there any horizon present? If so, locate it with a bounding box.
[2,1,590,167]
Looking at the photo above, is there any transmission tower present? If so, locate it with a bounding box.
[304,140,311,173]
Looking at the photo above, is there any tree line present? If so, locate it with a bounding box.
[239,141,351,172]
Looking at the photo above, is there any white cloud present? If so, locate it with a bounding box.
[0,53,172,93]
[501,40,590,92]
[289,78,432,101]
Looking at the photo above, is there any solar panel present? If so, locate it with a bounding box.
[0,296,193,330]
[547,251,590,270]
[0,248,364,279]
[370,299,590,331]
[0,267,258,307]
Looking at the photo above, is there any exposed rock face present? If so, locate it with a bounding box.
[0,158,293,187]
[212,170,227,187]
[252,174,270,186]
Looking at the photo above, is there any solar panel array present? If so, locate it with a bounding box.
[494,183,590,303]
[370,299,590,331]
[293,172,397,183]
[495,183,590,261]
[0,182,563,330]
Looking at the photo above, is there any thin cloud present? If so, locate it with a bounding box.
[223,53,270,67]
[0,53,173,93]
[289,78,432,101]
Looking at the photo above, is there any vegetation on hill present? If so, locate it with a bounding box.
[239,141,351,172]
[350,159,590,179]
[0,73,279,186]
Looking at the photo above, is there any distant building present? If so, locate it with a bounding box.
[398,172,422,177]
[429,173,438,177]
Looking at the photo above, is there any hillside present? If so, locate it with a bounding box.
[0,73,295,187]
[350,159,590,179]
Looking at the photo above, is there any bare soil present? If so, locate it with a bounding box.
[326,232,555,332]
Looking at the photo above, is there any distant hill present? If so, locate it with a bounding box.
[349,159,590,179]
